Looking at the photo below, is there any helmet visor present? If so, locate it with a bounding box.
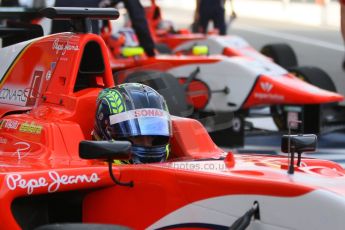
[109,108,171,138]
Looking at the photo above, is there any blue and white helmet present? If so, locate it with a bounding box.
[94,83,171,163]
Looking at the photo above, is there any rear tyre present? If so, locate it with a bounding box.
[261,43,298,69]
[270,105,287,131]
[124,70,193,117]
[288,66,336,92]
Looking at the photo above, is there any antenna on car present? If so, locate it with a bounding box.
[287,120,301,174]
[40,7,120,33]
[281,120,317,175]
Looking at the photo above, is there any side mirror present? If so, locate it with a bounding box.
[281,134,317,174]
[79,140,131,160]
[79,140,133,187]
[281,134,317,153]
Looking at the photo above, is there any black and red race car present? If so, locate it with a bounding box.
[0,7,345,230]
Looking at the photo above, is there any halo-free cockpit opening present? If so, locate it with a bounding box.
[74,41,105,92]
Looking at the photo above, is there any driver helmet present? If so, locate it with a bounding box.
[109,28,144,58]
[112,28,139,47]
[94,83,171,164]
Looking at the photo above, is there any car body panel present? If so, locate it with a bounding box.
[82,154,345,229]
[0,15,345,229]
[111,54,343,111]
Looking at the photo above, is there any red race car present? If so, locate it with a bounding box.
[103,22,344,144]
[3,5,343,147]
[0,7,345,230]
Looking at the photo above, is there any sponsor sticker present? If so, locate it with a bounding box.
[0,136,8,144]
[0,87,30,105]
[4,120,19,130]
[6,171,101,195]
[13,141,30,160]
[45,62,56,81]
[254,92,284,101]
[52,39,79,55]
[109,109,169,125]
[45,70,52,81]
[26,70,43,106]
[19,122,43,134]
[260,82,273,92]
[50,62,56,70]
[0,70,43,106]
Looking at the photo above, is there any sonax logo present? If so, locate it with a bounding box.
[260,82,273,92]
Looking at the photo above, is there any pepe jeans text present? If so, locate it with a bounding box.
[6,171,100,194]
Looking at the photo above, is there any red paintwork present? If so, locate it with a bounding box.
[178,78,210,110]
[223,46,245,57]
[169,116,223,159]
[0,32,115,229]
[1,26,345,229]
[143,0,206,49]
[104,2,344,111]
[243,74,344,108]
[104,30,344,109]
[157,33,205,50]
[108,48,343,109]
[111,54,220,82]
[82,153,345,229]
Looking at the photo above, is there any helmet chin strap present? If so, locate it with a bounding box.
[131,145,167,164]
[105,126,113,139]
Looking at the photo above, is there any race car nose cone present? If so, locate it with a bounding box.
[243,74,344,108]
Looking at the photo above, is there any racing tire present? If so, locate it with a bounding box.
[269,106,289,131]
[34,223,131,230]
[270,66,336,131]
[261,43,298,69]
[124,70,193,117]
[288,66,336,92]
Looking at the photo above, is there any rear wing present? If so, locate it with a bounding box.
[0,7,40,20]
[0,7,120,45]
[0,7,42,46]
[40,7,120,33]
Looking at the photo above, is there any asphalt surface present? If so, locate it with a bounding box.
[162,6,345,167]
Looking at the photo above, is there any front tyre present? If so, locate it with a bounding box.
[270,66,336,131]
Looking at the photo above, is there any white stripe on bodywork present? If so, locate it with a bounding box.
[167,57,287,111]
[0,39,37,84]
[148,190,345,230]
